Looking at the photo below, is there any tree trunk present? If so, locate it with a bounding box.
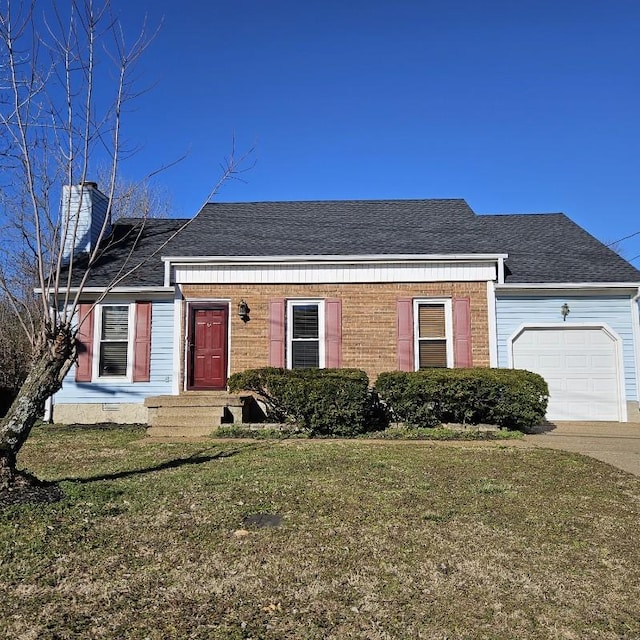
[0,326,75,488]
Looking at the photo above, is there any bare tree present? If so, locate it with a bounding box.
[93,167,174,220]
[0,1,248,488]
[0,297,32,407]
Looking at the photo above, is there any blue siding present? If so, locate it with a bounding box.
[496,294,638,402]
[55,299,174,404]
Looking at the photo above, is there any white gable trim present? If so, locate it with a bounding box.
[164,254,505,285]
[170,261,498,285]
[496,283,639,293]
[163,253,508,264]
[632,289,640,404]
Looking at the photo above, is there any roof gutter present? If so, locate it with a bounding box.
[495,282,640,291]
[162,253,509,266]
[35,286,175,294]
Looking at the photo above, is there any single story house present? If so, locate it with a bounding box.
[52,184,640,431]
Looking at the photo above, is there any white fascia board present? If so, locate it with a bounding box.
[42,286,175,294]
[496,282,640,293]
[632,288,640,403]
[162,253,509,266]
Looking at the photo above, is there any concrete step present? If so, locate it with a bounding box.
[148,406,224,419]
[144,393,248,409]
[145,392,255,436]
[148,405,224,427]
[147,417,221,429]
[146,424,219,437]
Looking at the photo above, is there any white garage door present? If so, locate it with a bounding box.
[512,327,622,421]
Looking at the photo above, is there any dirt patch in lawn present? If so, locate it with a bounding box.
[0,471,64,508]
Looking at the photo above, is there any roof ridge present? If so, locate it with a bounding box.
[203,198,471,206]
[481,212,566,218]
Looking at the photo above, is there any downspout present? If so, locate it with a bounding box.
[487,280,498,367]
[172,283,183,396]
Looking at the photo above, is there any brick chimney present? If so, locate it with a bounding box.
[61,182,111,263]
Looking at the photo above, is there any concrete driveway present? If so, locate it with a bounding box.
[524,422,640,476]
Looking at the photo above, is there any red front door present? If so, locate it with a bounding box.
[188,307,228,390]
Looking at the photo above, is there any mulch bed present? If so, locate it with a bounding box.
[0,471,64,509]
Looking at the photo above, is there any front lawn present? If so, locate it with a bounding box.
[2,424,640,639]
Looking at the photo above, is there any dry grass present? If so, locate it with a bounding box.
[2,424,640,639]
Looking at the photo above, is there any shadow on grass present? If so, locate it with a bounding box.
[525,422,557,435]
[57,442,266,485]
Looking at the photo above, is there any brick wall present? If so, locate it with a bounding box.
[181,282,490,384]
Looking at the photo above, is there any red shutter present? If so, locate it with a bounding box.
[453,297,473,368]
[269,299,285,367]
[397,298,414,371]
[75,303,94,382]
[325,298,342,368]
[133,302,152,382]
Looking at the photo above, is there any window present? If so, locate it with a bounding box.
[287,300,325,369]
[414,299,453,369]
[97,304,131,378]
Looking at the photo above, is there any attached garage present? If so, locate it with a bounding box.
[511,325,626,422]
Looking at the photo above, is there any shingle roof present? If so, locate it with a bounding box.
[75,199,640,287]
[479,213,640,283]
[163,199,486,257]
[65,217,189,287]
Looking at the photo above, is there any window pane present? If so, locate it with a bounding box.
[419,305,445,338]
[292,305,319,339]
[102,306,129,340]
[419,340,447,368]
[292,341,319,369]
[100,342,128,376]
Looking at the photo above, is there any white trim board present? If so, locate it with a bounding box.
[171,287,183,396]
[496,283,639,293]
[163,253,508,265]
[172,262,497,285]
[38,286,175,295]
[412,298,453,370]
[631,291,640,404]
[286,299,326,369]
[91,302,135,384]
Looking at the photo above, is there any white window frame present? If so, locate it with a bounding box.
[413,298,454,370]
[286,299,325,369]
[92,303,135,382]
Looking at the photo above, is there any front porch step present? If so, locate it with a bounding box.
[144,393,247,408]
[144,392,252,437]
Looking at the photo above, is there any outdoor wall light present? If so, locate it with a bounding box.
[561,303,570,321]
[238,299,250,322]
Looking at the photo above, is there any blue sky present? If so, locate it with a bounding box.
[111,0,640,262]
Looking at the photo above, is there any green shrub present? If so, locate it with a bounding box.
[228,367,375,437]
[375,368,548,431]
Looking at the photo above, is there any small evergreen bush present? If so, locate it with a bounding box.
[375,368,548,431]
[228,367,375,437]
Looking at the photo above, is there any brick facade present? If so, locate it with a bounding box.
[181,282,490,384]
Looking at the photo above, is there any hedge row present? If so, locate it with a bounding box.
[376,368,548,431]
[228,367,375,437]
[228,367,549,436]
